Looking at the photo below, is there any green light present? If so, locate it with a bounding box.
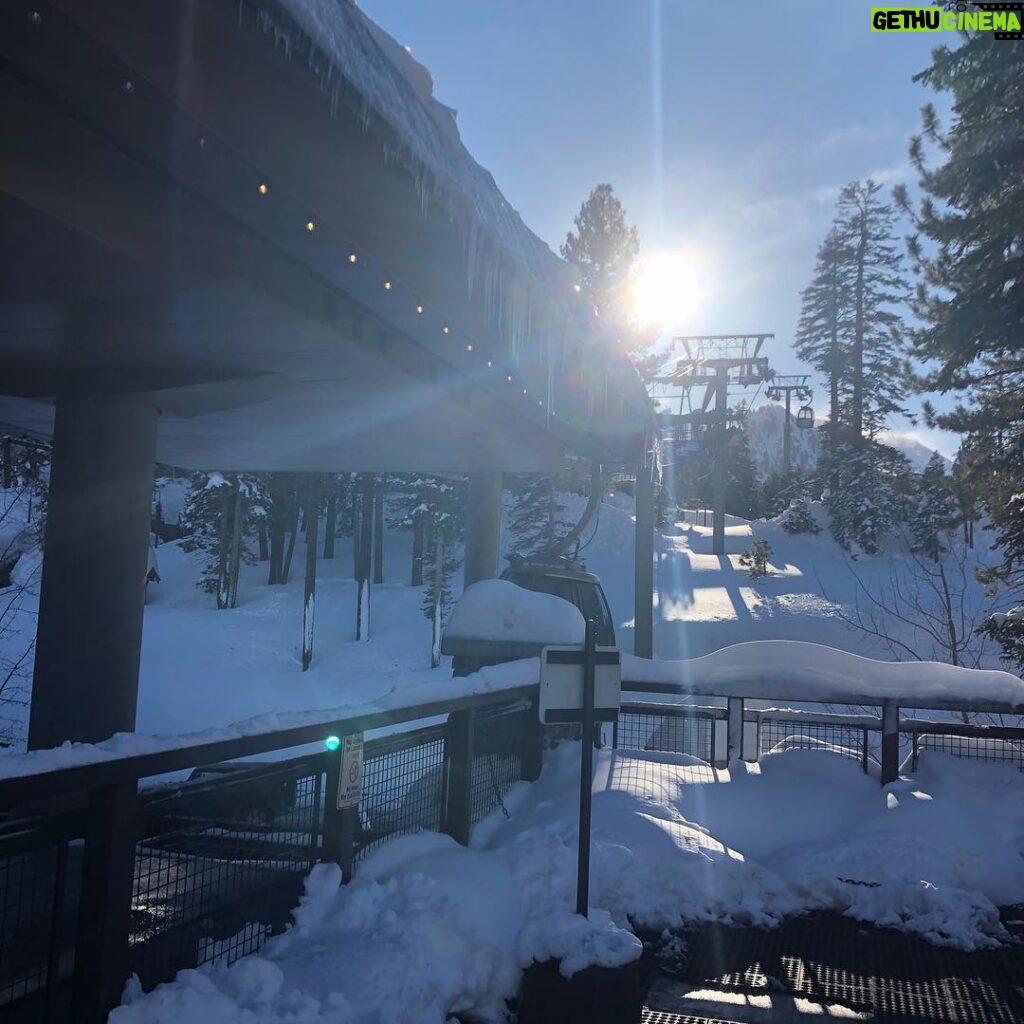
[325,735,341,752]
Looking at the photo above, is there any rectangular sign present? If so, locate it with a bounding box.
[539,645,621,725]
[336,732,364,810]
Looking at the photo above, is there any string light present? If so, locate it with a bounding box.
[507,374,513,382]
[258,183,269,195]
[442,326,450,334]
[486,360,493,368]
[384,280,392,290]
[416,303,424,314]
[122,80,135,95]
[27,10,41,26]
[347,251,358,264]
[523,388,528,395]
[465,344,473,352]
[306,219,316,232]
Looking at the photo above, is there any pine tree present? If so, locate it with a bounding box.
[779,497,820,535]
[561,184,638,321]
[895,33,1024,667]
[834,180,911,439]
[388,474,466,620]
[561,184,657,372]
[909,452,958,560]
[725,427,760,521]
[795,227,852,449]
[824,441,910,554]
[739,539,772,580]
[180,472,266,607]
[507,473,570,561]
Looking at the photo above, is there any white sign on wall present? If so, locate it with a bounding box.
[336,732,364,810]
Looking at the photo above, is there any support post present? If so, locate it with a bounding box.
[463,471,502,588]
[75,781,137,1024]
[520,699,544,782]
[783,389,793,477]
[444,709,474,845]
[356,474,373,641]
[881,700,900,785]
[576,619,596,917]
[302,478,320,671]
[727,697,744,766]
[633,447,655,659]
[712,368,728,557]
[373,477,384,585]
[29,396,157,749]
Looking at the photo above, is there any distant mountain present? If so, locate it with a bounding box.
[746,403,819,481]
[878,432,954,473]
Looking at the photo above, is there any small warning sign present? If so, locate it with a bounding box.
[336,732,364,810]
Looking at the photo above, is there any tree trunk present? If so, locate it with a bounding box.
[431,531,443,667]
[216,486,231,610]
[411,517,424,586]
[258,519,269,562]
[282,502,299,584]
[323,491,338,560]
[227,482,244,608]
[373,477,384,585]
[302,480,321,671]
[356,474,374,640]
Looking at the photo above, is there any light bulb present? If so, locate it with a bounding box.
[306,220,316,233]
[416,304,424,314]
[258,183,268,195]
[384,280,392,290]
[466,344,473,352]
[347,251,357,264]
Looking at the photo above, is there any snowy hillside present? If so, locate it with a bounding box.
[745,402,819,480]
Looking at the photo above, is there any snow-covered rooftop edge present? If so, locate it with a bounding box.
[622,641,1024,709]
[264,1,573,316]
[0,658,538,783]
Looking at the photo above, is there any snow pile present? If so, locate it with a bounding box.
[445,579,585,646]
[113,743,1024,1023]
[622,640,1024,707]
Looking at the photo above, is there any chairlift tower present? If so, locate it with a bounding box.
[664,335,774,555]
[765,374,813,477]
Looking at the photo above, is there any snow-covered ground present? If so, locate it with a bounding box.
[110,742,1024,1023]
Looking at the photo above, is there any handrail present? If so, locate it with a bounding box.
[0,684,538,808]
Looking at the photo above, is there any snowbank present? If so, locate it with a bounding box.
[622,640,1024,708]
[112,743,1024,1023]
[444,579,585,646]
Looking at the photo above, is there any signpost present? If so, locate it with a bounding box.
[540,620,621,917]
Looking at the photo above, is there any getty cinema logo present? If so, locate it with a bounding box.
[872,2,1023,38]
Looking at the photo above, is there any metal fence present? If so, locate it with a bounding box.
[613,704,719,764]
[756,715,870,772]
[0,687,539,1024]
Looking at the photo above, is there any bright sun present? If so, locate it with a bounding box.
[631,250,702,328]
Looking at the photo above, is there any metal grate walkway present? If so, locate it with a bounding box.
[644,910,1024,1024]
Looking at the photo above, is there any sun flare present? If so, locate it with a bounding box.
[631,250,702,328]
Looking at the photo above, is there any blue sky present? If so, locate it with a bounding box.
[360,0,956,455]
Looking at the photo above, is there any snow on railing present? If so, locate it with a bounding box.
[621,640,1024,713]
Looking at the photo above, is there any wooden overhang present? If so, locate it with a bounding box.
[0,0,650,472]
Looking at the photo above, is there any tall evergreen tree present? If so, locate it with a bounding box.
[561,184,638,321]
[795,227,852,448]
[833,179,911,440]
[896,33,1024,667]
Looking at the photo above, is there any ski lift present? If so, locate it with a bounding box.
[796,405,814,429]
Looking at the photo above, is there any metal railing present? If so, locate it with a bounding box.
[0,684,541,1024]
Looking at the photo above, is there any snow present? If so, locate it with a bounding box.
[112,742,1024,1022]
[0,655,537,783]
[444,579,585,646]
[621,640,1024,709]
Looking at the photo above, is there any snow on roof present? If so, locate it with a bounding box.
[622,640,1024,709]
[274,0,559,282]
[445,579,585,646]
